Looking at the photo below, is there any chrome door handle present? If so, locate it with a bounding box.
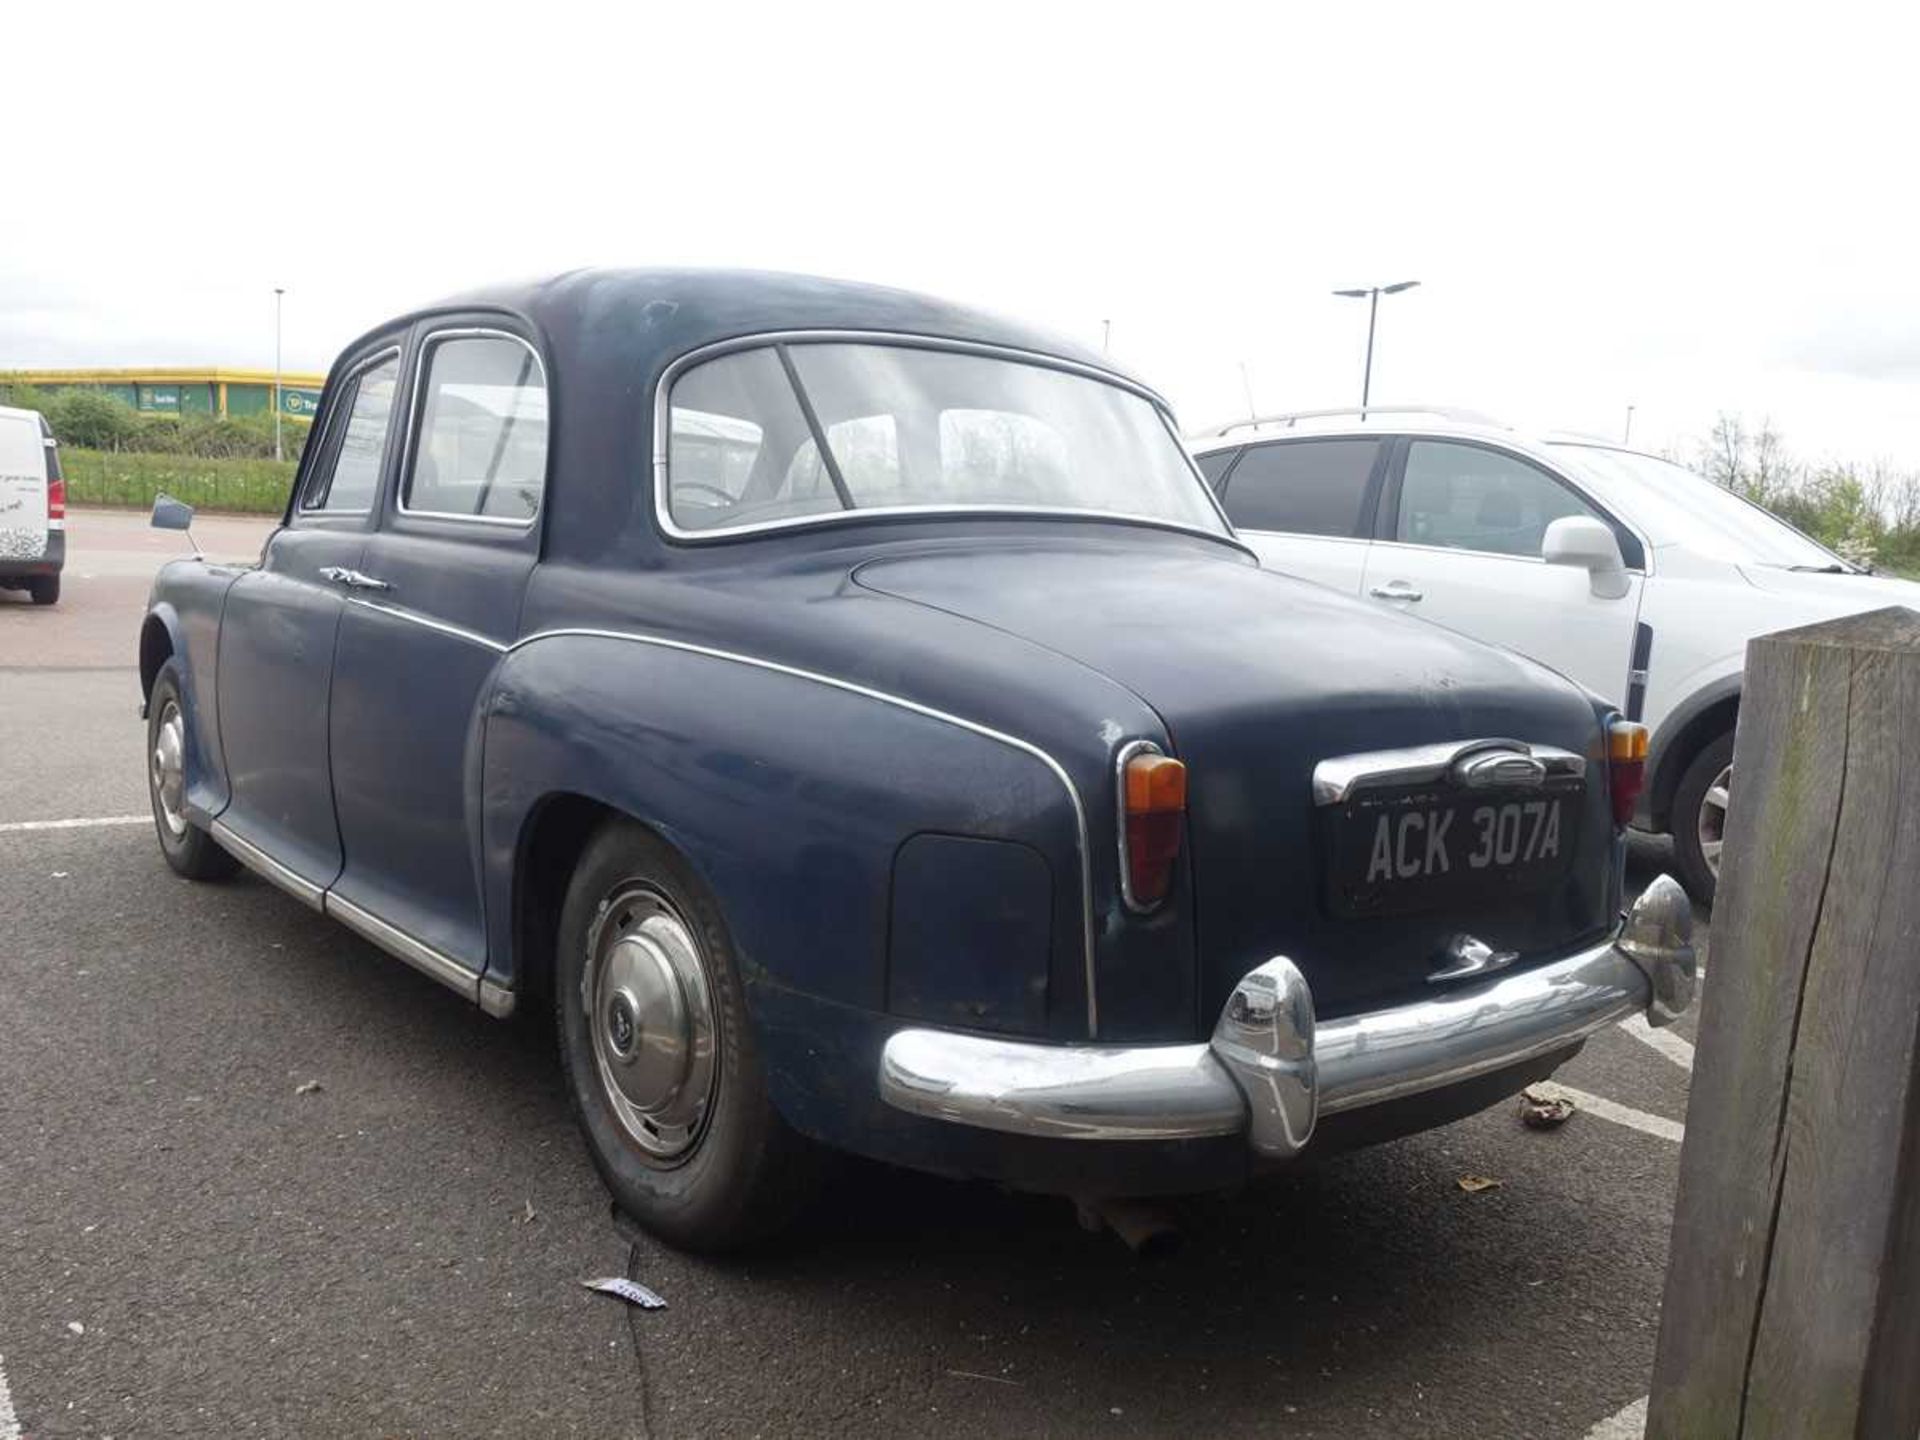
[319,566,392,592]
[1369,581,1424,602]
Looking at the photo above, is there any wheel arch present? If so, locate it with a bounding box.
[139,607,182,701]
[1648,679,1740,832]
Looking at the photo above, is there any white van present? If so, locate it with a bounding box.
[0,404,65,606]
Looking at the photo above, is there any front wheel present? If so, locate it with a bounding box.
[1671,733,1733,906]
[555,819,821,1251]
[147,660,239,881]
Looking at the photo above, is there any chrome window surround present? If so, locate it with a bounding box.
[232,610,1104,1037]
[1114,738,1173,914]
[1312,739,1587,807]
[395,327,549,529]
[296,345,402,519]
[649,330,1240,547]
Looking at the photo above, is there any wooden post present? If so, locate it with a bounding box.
[1648,607,1920,1439]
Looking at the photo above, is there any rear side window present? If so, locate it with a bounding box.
[1193,448,1238,489]
[304,354,400,513]
[1218,439,1380,537]
[404,334,548,522]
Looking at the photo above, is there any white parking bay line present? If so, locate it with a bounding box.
[1618,1013,1696,1072]
[0,815,148,834]
[0,1352,21,1440]
[1533,1082,1685,1145]
[1583,1394,1647,1439]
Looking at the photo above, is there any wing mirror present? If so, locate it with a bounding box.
[151,492,202,556]
[1542,516,1629,599]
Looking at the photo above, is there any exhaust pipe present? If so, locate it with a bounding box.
[1075,1196,1182,1258]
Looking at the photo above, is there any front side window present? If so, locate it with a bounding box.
[664,342,1224,536]
[404,334,547,522]
[1397,441,1603,559]
[304,354,399,513]
[1218,438,1380,537]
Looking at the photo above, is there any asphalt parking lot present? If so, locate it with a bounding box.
[1,511,1706,1439]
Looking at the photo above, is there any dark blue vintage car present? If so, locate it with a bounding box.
[140,270,1695,1250]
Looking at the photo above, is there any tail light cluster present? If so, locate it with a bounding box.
[1608,720,1649,826]
[47,476,66,522]
[1121,747,1187,910]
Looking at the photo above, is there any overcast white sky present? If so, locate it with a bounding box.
[6,2,1917,469]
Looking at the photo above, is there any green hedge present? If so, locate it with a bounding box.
[63,448,294,514]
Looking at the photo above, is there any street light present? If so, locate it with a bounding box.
[1332,280,1419,413]
[273,286,286,462]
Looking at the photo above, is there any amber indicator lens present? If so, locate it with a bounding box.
[1124,754,1187,906]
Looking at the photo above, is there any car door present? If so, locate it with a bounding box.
[213,344,402,894]
[1210,436,1385,592]
[1362,437,1645,705]
[325,324,548,975]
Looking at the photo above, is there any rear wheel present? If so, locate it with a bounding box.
[555,818,820,1251]
[1671,733,1733,906]
[147,660,239,881]
[28,574,58,606]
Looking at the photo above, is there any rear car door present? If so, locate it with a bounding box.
[1209,437,1385,592]
[325,324,548,976]
[1363,438,1644,705]
[214,345,401,893]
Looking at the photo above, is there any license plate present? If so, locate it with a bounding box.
[1324,780,1582,918]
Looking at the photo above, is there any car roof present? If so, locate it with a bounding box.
[1185,408,1671,473]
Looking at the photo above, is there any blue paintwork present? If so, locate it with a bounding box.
[142,269,1623,1184]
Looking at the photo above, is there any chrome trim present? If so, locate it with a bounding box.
[1114,738,1168,914]
[296,346,401,517]
[319,566,392,592]
[511,627,1103,1036]
[478,978,518,1018]
[880,879,1702,1145]
[1209,956,1316,1157]
[325,891,483,1004]
[1427,933,1518,984]
[345,597,508,653]
[209,820,324,911]
[650,329,1235,548]
[1311,739,1586,806]
[879,1030,1243,1141]
[395,326,548,529]
[1616,873,1696,1027]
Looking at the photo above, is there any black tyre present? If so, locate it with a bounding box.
[1671,732,1734,906]
[147,660,240,881]
[556,818,821,1251]
[28,574,58,606]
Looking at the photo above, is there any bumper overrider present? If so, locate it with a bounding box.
[879,875,1695,1160]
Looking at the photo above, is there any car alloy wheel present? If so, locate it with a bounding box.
[583,885,719,1164]
[150,698,189,838]
[1696,762,1732,878]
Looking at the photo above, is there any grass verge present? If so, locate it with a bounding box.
[62,448,293,515]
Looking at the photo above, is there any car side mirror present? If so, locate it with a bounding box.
[151,492,203,556]
[1542,516,1629,599]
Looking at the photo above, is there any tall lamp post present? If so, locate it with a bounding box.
[1332,280,1419,414]
[273,286,286,462]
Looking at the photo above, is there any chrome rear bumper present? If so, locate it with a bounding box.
[879,875,1696,1159]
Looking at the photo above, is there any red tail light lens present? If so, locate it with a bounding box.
[1608,720,1649,827]
[1122,750,1187,909]
[46,477,66,521]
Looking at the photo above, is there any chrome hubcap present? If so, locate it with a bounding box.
[151,701,187,838]
[1697,763,1732,877]
[584,887,717,1163]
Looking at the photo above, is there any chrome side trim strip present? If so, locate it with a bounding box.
[1312,739,1586,806]
[477,978,518,1019]
[344,597,508,652]
[511,626,1103,1036]
[210,820,324,911]
[324,891,482,1005]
